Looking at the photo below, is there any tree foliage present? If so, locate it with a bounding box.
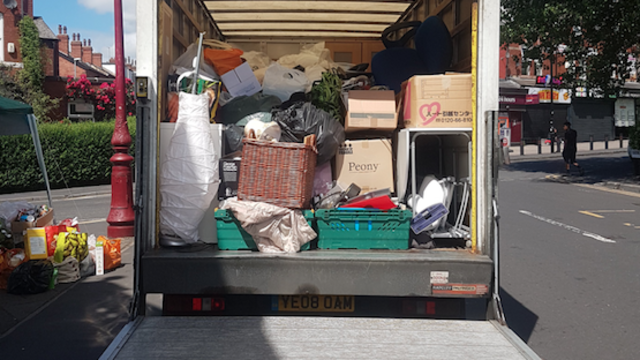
[18,16,44,90]
[501,0,640,97]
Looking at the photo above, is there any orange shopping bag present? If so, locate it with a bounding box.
[97,236,122,271]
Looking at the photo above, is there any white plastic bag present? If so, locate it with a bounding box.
[278,42,334,70]
[0,201,34,232]
[171,43,219,80]
[262,63,310,101]
[242,51,272,71]
[160,92,220,243]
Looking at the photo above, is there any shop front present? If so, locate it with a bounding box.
[499,88,538,144]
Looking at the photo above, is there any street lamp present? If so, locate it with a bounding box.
[106,0,135,237]
[73,57,81,79]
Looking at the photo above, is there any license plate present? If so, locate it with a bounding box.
[276,295,355,313]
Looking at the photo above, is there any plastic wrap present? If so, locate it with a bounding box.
[273,102,345,165]
[0,201,34,232]
[171,43,219,80]
[220,199,316,253]
[160,92,220,243]
[262,63,310,102]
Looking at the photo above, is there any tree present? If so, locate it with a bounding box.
[501,0,640,97]
[14,16,58,122]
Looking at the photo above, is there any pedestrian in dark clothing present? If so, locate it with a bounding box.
[562,122,583,175]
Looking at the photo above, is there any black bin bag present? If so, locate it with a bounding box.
[272,102,345,165]
[7,260,54,295]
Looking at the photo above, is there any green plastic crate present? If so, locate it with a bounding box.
[315,209,412,250]
[215,209,316,251]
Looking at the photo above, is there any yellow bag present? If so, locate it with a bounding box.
[25,228,48,260]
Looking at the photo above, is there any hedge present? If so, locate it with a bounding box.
[0,120,136,194]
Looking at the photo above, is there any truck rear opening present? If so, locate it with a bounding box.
[98,0,540,359]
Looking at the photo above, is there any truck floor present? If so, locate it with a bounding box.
[107,316,533,360]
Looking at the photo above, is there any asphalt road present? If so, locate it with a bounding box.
[499,153,640,360]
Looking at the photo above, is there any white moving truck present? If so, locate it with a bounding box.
[101,0,541,358]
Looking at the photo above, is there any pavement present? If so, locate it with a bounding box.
[499,152,640,360]
[0,184,136,359]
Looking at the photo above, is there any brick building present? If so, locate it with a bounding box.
[499,43,638,143]
[0,0,33,66]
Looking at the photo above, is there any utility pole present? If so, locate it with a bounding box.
[107,0,135,238]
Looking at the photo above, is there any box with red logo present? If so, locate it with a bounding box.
[402,74,473,129]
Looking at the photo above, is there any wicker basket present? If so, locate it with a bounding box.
[238,139,317,209]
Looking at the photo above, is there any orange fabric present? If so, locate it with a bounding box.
[98,237,122,271]
[167,92,179,123]
[203,48,244,75]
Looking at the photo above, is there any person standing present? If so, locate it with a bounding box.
[562,122,583,175]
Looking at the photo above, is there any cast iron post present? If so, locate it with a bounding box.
[107,0,134,238]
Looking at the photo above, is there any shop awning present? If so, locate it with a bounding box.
[205,0,416,39]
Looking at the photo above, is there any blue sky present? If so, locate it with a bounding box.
[34,0,137,60]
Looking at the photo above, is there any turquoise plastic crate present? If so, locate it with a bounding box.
[215,209,315,251]
[315,209,411,250]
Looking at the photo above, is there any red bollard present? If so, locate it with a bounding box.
[107,0,134,238]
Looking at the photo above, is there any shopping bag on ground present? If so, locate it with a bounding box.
[99,236,122,271]
[54,256,80,283]
[7,260,54,295]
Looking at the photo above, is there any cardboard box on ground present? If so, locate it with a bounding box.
[11,209,54,239]
[334,139,395,194]
[402,74,473,129]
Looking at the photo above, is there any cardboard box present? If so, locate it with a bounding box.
[403,74,473,129]
[334,139,394,194]
[11,209,54,235]
[345,90,398,133]
[220,62,261,97]
[218,157,242,200]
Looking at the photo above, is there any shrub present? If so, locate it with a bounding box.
[66,76,136,121]
[0,120,136,194]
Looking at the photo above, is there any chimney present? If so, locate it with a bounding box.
[82,38,93,64]
[92,52,103,68]
[57,25,69,55]
[70,33,83,60]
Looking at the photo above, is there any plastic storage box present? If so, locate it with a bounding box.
[315,209,412,250]
[215,209,316,250]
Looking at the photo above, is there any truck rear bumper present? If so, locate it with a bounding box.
[142,248,492,297]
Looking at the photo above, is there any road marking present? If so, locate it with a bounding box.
[624,223,640,229]
[53,194,111,202]
[519,210,616,244]
[78,218,107,225]
[576,184,640,199]
[579,211,604,219]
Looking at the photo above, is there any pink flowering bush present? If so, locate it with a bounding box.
[66,76,136,121]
